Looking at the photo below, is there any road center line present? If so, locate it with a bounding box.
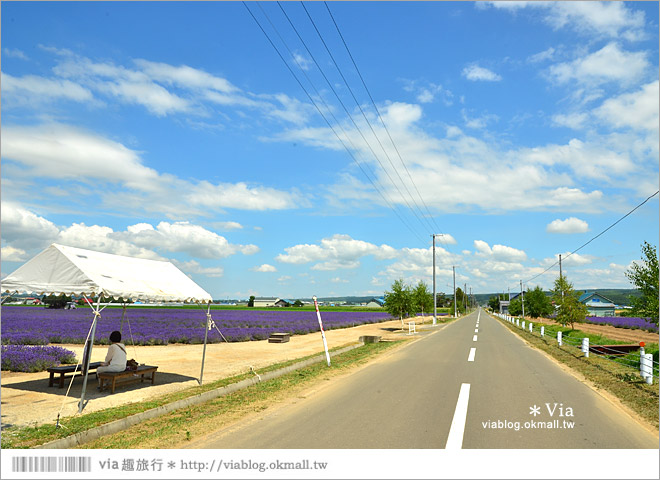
[473,334,478,342]
[468,347,476,362]
[474,328,478,333]
[445,383,471,449]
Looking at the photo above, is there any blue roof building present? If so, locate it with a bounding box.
[579,292,616,317]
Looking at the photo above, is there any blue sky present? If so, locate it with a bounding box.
[2,1,658,300]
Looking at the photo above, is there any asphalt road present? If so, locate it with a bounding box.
[189,309,659,449]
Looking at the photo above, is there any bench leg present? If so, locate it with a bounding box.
[151,372,156,385]
[59,374,65,389]
[111,378,116,394]
[49,372,55,388]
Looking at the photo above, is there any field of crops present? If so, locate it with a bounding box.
[0,306,394,346]
[585,316,658,332]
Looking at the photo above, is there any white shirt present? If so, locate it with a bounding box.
[105,343,127,368]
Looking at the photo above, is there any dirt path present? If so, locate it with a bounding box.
[1,317,430,430]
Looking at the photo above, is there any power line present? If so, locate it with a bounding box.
[298,1,438,236]
[323,1,443,235]
[243,2,428,245]
[514,190,659,290]
[277,2,434,237]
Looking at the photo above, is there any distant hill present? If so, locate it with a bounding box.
[475,288,641,306]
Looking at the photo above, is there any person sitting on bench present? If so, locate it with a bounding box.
[97,330,127,387]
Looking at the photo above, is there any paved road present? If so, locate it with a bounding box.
[189,309,658,449]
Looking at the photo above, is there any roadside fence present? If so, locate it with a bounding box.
[491,312,659,384]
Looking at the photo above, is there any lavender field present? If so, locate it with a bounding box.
[1,344,77,372]
[585,316,658,333]
[1,306,394,346]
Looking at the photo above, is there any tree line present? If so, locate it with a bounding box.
[383,279,470,321]
[487,241,659,329]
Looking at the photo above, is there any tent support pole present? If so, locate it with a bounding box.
[198,302,211,385]
[119,303,127,335]
[79,293,102,413]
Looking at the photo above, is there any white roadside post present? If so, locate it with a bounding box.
[529,322,533,333]
[557,331,562,346]
[582,337,589,357]
[313,296,331,367]
[541,326,545,337]
[522,320,526,330]
[640,354,653,384]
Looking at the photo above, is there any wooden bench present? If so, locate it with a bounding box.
[47,362,103,388]
[268,332,290,343]
[98,365,158,394]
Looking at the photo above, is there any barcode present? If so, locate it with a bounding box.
[12,456,91,473]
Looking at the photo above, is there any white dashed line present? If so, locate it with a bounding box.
[473,335,478,342]
[446,383,471,449]
[474,328,478,333]
[468,347,476,362]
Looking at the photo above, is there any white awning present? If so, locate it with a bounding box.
[1,243,212,303]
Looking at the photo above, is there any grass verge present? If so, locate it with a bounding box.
[497,317,659,430]
[1,340,403,449]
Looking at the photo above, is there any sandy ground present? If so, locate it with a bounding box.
[1,317,428,430]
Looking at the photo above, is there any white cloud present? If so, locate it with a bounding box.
[292,53,312,71]
[330,277,349,283]
[548,43,649,87]
[2,73,94,104]
[212,221,244,231]
[173,259,224,278]
[2,124,161,191]
[0,203,60,249]
[485,1,646,41]
[276,234,398,270]
[474,240,527,263]
[595,80,659,131]
[252,264,277,273]
[462,64,501,82]
[117,221,259,259]
[278,275,292,282]
[462,109,499,129]
[186,181,304,211]
[551,112,588,130]
[2,123,305,214]
[1,246,29,262]
[546,217,590,234]
[528,47,555,63]
[3,48,28,60]
[133,59,238,93]
[0,203,256,277]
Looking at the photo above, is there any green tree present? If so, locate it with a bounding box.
[625,242,659,325]
[43,294,69,309]
[384,278,412,325]
[450,288,467,315]
[525,286,553,318]
[293,299,303,307]
[508,298,522,316]
[247,295,255,307]
[411,280,433,317]
[552,275,586,329]
[488,295,500,311]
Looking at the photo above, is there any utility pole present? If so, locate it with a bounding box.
[432,234,437,325]
[520,279,525,319]
[469,286,472,310]
[464,283,467,313]
[559,254,564,301]
[453,266,457,318]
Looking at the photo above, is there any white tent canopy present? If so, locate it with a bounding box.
[2,243,215,415]
[2,243,212,303]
